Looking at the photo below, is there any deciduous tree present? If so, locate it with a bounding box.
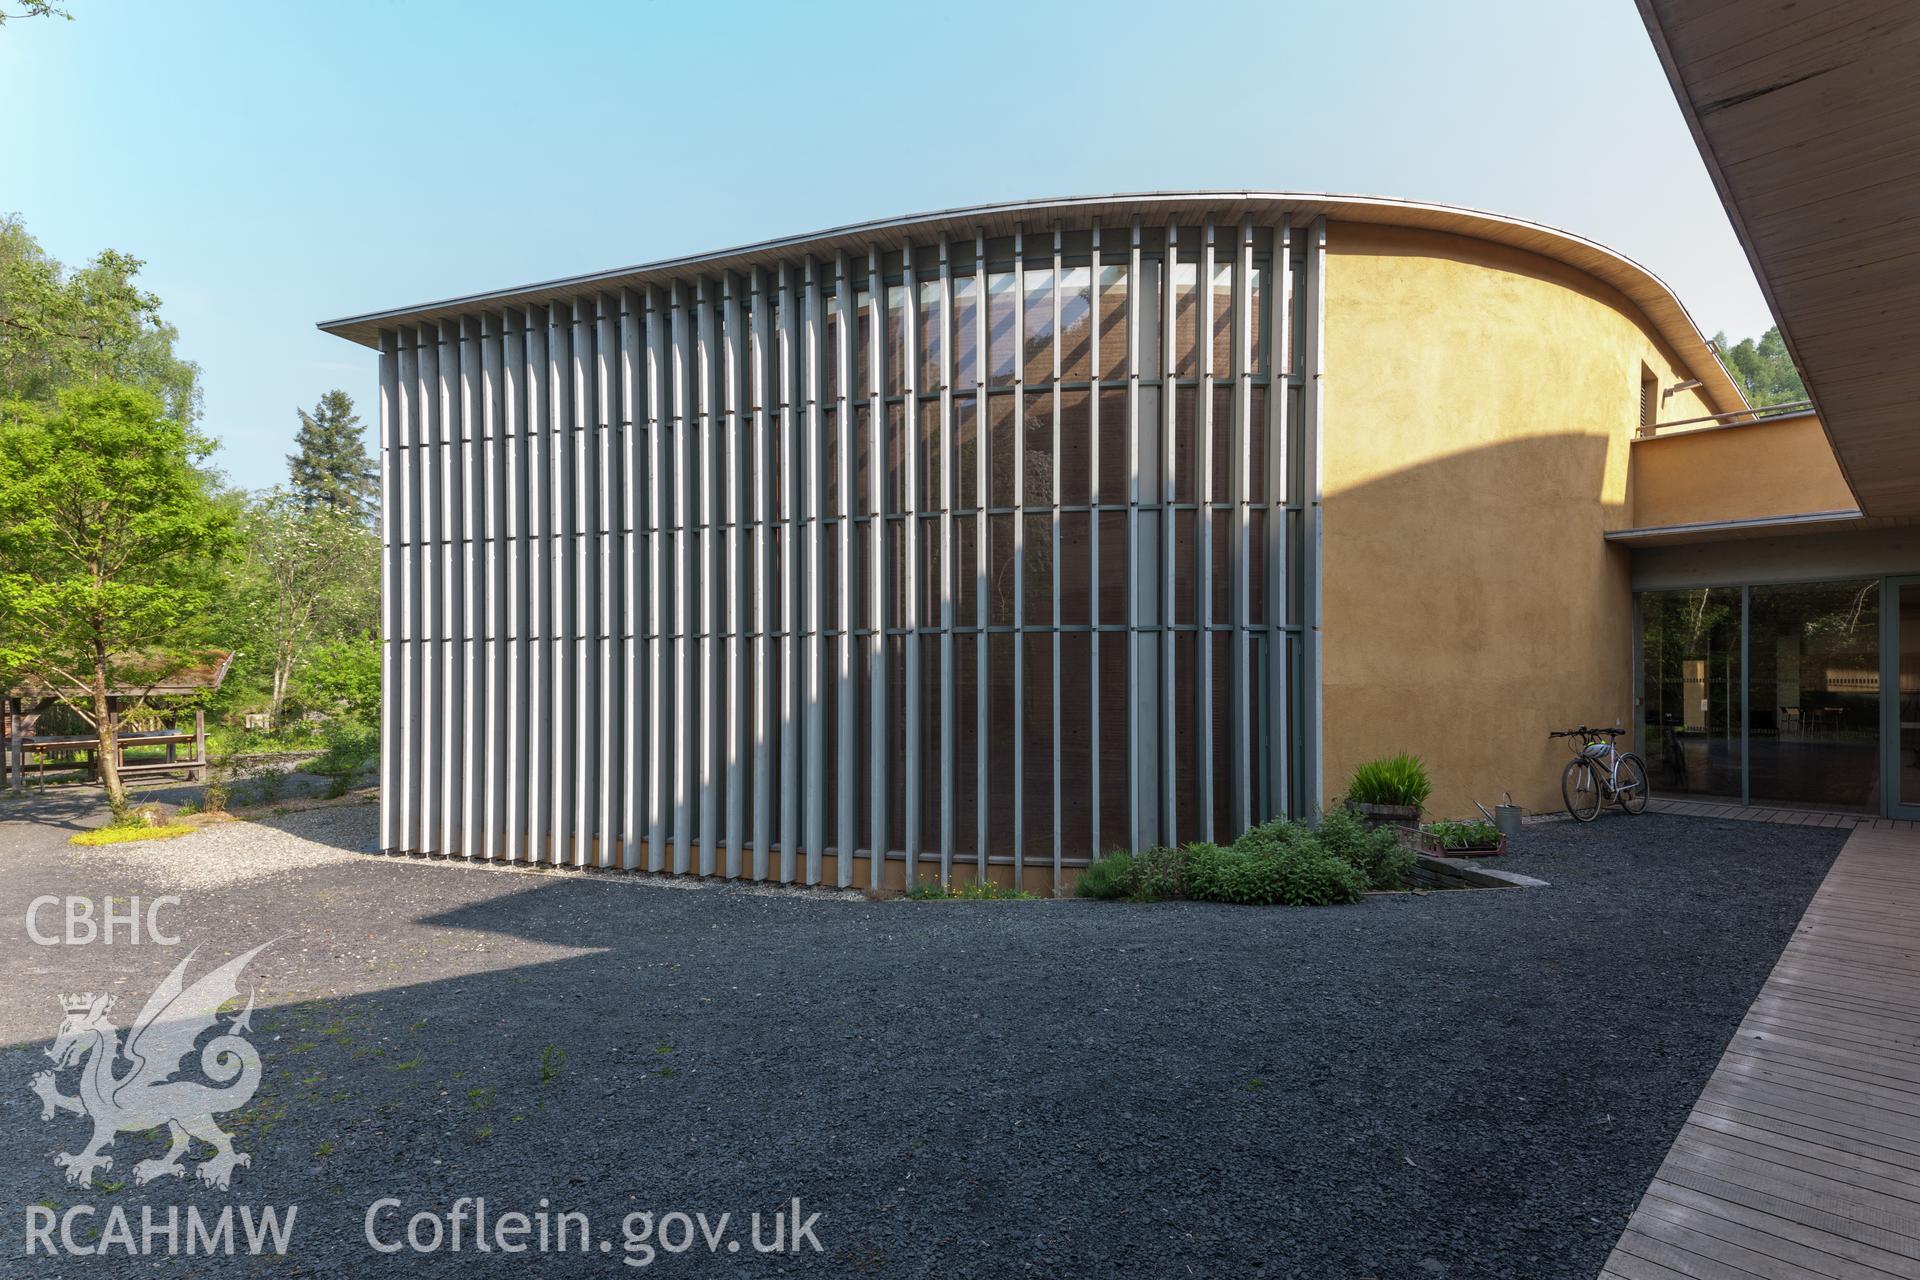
[0,383,234,812]
[0,216,199,421]
[233,491,378,726]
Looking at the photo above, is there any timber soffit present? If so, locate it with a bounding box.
[317,190,1746,417]
[1634,0,1918,516]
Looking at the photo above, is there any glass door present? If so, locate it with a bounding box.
[1888,578,1920,818]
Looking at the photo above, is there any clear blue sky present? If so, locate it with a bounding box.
[2,0,1771,493]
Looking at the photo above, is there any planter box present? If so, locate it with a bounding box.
[1349,802,1422,831]
[1416,831,1509,858]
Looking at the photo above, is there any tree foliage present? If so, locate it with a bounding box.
[300,635,381,725]
[0,2,72,24]
[0,383,235,810]
[229,490,379,724]
[0,215,200,421]
[289,389,376,521]
[1714,326,1806,408]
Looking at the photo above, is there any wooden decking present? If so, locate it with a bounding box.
[1600,823,1920,1280]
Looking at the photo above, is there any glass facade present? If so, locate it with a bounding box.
[1640,579,1883,813]
[1641,588,1742,801]
[1899,584,1920,812]
[1749,580,1879,811]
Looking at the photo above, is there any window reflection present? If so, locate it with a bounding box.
[951,275,978,391]
[1171,260,1199,376]
[1641,588,1742,801]
[1059,266,1092,382]
[1096,263,1128,376]
[886,284,907,396]
[1023,268,1054,385]
[917,280,941,391]
[1639,581,1884,813]
[1248,264,1266,375]
[853,286,872,400]
[987,272,1015,387]
[1211,262,1234,373]
[1750,580,1879,811]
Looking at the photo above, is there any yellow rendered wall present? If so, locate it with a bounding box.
[1319,222,1717,817]
[1628,413,1856,530]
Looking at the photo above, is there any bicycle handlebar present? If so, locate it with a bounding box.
[1548,726,1624,739]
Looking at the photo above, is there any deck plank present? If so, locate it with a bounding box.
[1601,825,1920,1279]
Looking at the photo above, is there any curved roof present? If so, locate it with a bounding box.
[318,190,1746,415]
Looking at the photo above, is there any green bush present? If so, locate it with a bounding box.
[1344,753,1433,810]
[309,719,379,778]
[1313,806,1416,890]
[300,637,381,725]
[1270,847,1368,907]
[1232,817,1317,857]
[1074,817,1394,908]
[1076,851,1136,900]
[1181,843,1244,902]
[1129,845,1190,902]
[1187,839,1366,907]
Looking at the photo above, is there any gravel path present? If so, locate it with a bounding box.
[0,806,1845,1278]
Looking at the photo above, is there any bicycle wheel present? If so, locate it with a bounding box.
[1615,753,1650,815]
[1562,757,1603,822]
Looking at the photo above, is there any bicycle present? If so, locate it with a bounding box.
[1549,725,1648,822]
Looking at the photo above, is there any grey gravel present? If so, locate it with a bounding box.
[0,804,1845,1278]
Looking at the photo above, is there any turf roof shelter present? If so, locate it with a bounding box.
[320,189,1887,892]
[3,650,233,788]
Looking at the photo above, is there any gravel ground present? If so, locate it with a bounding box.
[0,803,1846,1279]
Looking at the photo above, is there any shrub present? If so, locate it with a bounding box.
[309,719,379,779]
[1128,845,1190,902]
[1181,842,1243,901]
[1269,848,1368,907]
[1345,753,1434,810]
[1187,839,1366,907]
[1314,806,1416,890]
[1233,817,1317,857]
[300,637,381,725]
[1076,851,1135,900]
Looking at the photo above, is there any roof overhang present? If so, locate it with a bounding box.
[1636,1,1920,516]
[318,190,1746,416]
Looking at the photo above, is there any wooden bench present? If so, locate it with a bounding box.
[8,729,207,783]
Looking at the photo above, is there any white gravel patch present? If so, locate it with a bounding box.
[89,804,376,889]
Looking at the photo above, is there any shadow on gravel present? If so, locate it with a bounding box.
[0,814,1849,1279]
[0,785,111,832]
